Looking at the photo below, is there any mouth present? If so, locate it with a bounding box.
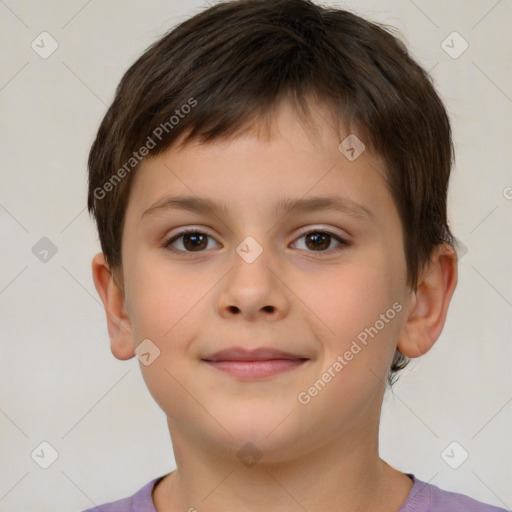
[201,347,309,380]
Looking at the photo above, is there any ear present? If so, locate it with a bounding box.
[397,243,458,358]
[91,252,135,360]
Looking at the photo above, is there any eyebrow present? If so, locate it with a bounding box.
[140,194,375,222]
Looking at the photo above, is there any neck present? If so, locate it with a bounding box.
[153,420,412,512]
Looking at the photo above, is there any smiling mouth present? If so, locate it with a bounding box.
[204,359,308,379]
[201,347,309,379]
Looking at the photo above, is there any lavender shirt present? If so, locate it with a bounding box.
[81,474,509,512]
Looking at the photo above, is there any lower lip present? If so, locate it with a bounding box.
[204,359,307,379]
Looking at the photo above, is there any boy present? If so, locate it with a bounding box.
[85,0,507,510]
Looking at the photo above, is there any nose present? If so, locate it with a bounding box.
[216,247,290,321]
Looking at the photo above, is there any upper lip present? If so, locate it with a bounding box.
[202,347,308,362]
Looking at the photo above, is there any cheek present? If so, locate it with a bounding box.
[294,254,404,378]
[126,267,205,423]
[138,356,209,437]
[298,259,398,333]
[125,256,207,341]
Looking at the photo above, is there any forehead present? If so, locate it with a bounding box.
[124,98,395,228]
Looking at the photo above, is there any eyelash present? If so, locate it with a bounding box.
[162,227,350,255]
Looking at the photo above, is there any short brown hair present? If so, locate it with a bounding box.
[87,0,456,383]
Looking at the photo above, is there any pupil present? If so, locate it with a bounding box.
[184,233,206,251]
[307,233,329,250]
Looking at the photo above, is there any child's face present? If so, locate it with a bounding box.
[117,99,414,457]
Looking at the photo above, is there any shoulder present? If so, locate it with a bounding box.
[402,474,509,512]
[79,477,162,512]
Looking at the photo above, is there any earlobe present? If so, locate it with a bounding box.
[397,243,458,358]
[91,252,135,361]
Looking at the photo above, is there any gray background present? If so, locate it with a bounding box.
[0,0,511,510]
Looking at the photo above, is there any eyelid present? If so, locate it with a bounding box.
[294,225,349,240]
[164,225,348,242]
[163,226,219,248]
[166,225,215,238]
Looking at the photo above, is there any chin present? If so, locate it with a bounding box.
[209,405,309,457]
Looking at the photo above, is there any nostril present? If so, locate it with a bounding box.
[262,305,275,313]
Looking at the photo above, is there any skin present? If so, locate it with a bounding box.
[92,97,458,511]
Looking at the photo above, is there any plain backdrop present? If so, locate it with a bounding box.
[1,1,511,511]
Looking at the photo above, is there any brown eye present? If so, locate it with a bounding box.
[181,233,208,251]
[305,232,330,250]
[292,230,349,253]
[164,230,219,253]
